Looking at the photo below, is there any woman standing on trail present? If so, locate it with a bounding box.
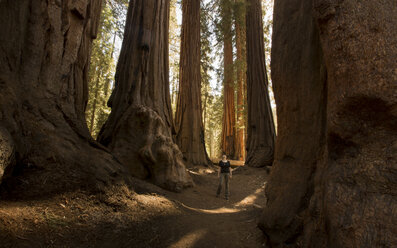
[216,154,232,200]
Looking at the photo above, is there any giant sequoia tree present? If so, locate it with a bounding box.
[0,0,127,195]
[260,0,397,246]
[220,0,237,159]
[98,0,193,192]
[245,0,275,167]
[175,0,210,167]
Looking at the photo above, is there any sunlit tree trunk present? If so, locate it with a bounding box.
[175,0,210,166]
[98,0,192,192]
[221,1,236,159]
[245,0,275,167]
[235,2,246,161]
[203,90,208,131]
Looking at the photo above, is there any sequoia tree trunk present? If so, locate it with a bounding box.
[260,0,397,247]
[235,3,246,161]
[221,1,236,159]
[174,0,210,167]
[0,0,127,196]
[98,0,193,192]
[245,0,275,167]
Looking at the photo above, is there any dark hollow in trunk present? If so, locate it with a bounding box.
[245,0,276,167]
[175,0,210,167]
[98,0,193,192]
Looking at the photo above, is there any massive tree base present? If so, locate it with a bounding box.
[0,0,129,199]
[0,105,130,199]
[259,0,397,247]
[0,95,130,199]
[100,105,193,192]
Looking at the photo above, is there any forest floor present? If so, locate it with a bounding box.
[0,165,269,248]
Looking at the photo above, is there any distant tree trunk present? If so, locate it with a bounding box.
[221,1,236,159]
[203,92,208,130]
[0,0,127,195]
[245,0,275,167]
[90,75,100,133]
[98,0,193,192]
[175,0,210,167]
[235,5,246,161]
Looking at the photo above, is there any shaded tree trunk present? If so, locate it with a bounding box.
[258,0,327,243]
[235,4,246,161]
[175,0,210,167]
[0,0,127,196]
[221,1,236,159]
[245,0,275,167]
[98,0,193,192]
[260,0,397,247]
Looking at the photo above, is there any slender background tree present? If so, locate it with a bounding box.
[234,0,247,161]
[220,0,237,159]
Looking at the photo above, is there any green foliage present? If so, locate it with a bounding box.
[200,1,223,158]
[169,0,181,113]
[261,0,276,125]
[86,0,127,138]
[212,0,234,44]
[262,0,273,81]
[201,2,214,93]
[204,93,224,158]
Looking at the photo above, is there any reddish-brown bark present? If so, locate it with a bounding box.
[98,0,192,192]
[235,9,246,161]
[0,0,128,196]
[221,2,236,159]
[245,0,275,167]
[175,0,210,167]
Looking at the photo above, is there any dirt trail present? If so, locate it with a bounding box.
[155,165,268,248]
[0,166,268,248]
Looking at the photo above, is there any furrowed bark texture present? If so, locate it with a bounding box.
[0,0,127,196]
[221,2,236,159]
[98,0,193,192]
[260,0,397,246]
[175,0,210,167]
[235,9,246,161]
[245,0,276,167]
